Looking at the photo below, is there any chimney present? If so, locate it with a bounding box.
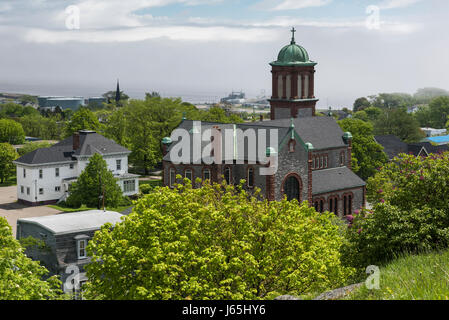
[73,132,80,150]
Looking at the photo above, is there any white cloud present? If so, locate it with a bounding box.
[379,0,423,9]
[23,26,280,43]
[271,0,332,11]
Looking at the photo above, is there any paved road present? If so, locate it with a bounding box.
[0,186,61,238]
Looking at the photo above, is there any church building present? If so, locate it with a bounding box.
[161,29,366,217]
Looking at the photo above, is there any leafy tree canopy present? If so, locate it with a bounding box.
[0,143,18,183]
[343,152,449,269]
[338,118,388,180]
[84,180,353,300]
[0,119,25,144]
[66,153,124,209]
[373,107,425,143]
[65,107,101,137]
[0,217,62,300]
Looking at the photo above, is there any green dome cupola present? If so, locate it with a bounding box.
[270,27,316,67]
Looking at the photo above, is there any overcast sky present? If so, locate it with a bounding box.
[0,0,448,108]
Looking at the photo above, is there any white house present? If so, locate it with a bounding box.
[13,130,139,206]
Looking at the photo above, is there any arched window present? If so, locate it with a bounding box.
[286,75,291,99]
[278,75,283,99]
[282,174,301,202]
[304,75,309,98]
[319,199,324,213]
[297,75,302,98]
[247,167,254,188]
[329,196,339,215]
[169,168,176,188]
[224,167,232,185]
[343,194,353,215]
[340,151,346,167]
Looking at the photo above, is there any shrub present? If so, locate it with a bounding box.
[84,179,353,300]
[343,152,449,270]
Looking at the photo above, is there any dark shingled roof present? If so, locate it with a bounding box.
[15,131,130,165]
[408,142,449,156]
[374,135,408,160]
[312,167,366,195]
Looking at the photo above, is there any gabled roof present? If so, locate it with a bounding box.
[374,135,408,160]
[15,131,130,165]
[312,167,366,195]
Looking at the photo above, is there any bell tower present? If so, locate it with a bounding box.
[269,28,318,120]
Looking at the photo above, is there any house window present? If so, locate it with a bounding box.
[39,169,43,179]
[123,180,135,193]
[55,168,59,177]
[23,168,26,178]
[39,188,44,195]
[340,152,345,166]
[116,160,122,171]
[27,187,30,195]
[224,167,232,185]
[329,196,339,215]
[77,240,87,260]
[203,169,211,181]
[343,194,353,216]
[247,167,254,188]
[55,186,61,192]
[185,169,193,182]
[21,186,24,194]
[169,168,176,188]
[70,163,74,169]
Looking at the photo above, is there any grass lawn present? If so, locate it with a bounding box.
[48,203,134,213]
[346,250,449,300]
[139,179,163,188]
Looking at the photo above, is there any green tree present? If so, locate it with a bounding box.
[16,115,63,140]
[0,143,18,183]
[83,180,353,300]
[373,107,425,143]
[66,153,123,209]
[413,105,433,127]
[414,87,449,104]
[0,119,25,144]
[338,118,388,181]
[428,96,449,129]
[372,93,414,110]
[353,97,371,112]
[65,107,101,137]
[0,217,62,300]
[0,102,39,118]
[343,152,449,268]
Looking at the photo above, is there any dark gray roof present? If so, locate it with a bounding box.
[312,167,366,195]
[15,131,130,165]
[408,142,449,156]
[374,135,408,160]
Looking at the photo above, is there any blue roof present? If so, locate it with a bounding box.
[427,135,449,144]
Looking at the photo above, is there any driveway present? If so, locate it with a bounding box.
[0,186,61,238]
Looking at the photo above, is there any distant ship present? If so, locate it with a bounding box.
[220,91,246,105]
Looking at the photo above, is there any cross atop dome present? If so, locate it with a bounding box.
[291,27,296,44]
